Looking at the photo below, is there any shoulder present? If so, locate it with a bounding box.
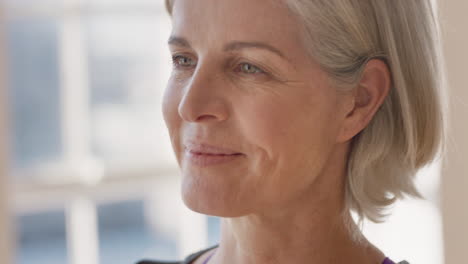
[135,244,219,264]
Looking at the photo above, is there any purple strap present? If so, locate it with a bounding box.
[202,249,216,264]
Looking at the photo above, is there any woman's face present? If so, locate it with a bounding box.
[162,0,351,216]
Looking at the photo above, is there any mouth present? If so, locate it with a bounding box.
[188,151,243,156]
[184,149,244,167]
[184,142,243,156]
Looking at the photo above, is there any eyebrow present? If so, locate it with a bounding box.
[167,35,289,61]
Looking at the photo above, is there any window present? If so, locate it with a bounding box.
[5,1,220,264]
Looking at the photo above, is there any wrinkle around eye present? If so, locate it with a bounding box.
[227,57,288,83]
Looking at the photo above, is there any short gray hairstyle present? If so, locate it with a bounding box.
[164,0,448,232]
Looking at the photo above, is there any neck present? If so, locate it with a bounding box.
[208,155,382,264]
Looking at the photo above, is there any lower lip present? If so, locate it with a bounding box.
[185,151,243,167]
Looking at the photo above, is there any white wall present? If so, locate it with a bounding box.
[440,1,468,264]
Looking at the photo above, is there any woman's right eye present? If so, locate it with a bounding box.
[171,55,196,69]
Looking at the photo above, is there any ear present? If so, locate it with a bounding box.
[336,59,391,143]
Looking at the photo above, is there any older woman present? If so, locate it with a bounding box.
[138,0,445,263]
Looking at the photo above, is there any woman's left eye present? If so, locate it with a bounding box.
[238,63,265,74]
[171,55,196,68]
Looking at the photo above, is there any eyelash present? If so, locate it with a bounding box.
[171,55,267,76]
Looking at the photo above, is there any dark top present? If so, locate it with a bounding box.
[136,244,219,264]
[136,244,410,264]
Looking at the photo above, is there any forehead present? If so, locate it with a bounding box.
[170,0,303,51]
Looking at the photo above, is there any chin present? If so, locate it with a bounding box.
[180,178,253,217]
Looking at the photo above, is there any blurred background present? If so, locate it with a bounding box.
[0,0,466,264]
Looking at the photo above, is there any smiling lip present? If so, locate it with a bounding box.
[185,151,243,167]
[184,142,242,155]
[183,142,244,167]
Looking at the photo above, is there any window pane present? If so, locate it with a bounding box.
[98,199,177,264]
[16,210,68,264]
[6,18,62,170]
[85,14,174,168]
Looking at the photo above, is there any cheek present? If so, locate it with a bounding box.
[162,75,187,129]
[162,85,176,125]
[161,82,184,159]
[242,95,332,158]
[240,93,337,192]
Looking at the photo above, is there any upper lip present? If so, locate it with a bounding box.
[184,142,242,155]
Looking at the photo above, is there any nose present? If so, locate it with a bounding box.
[177,68,229,123]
